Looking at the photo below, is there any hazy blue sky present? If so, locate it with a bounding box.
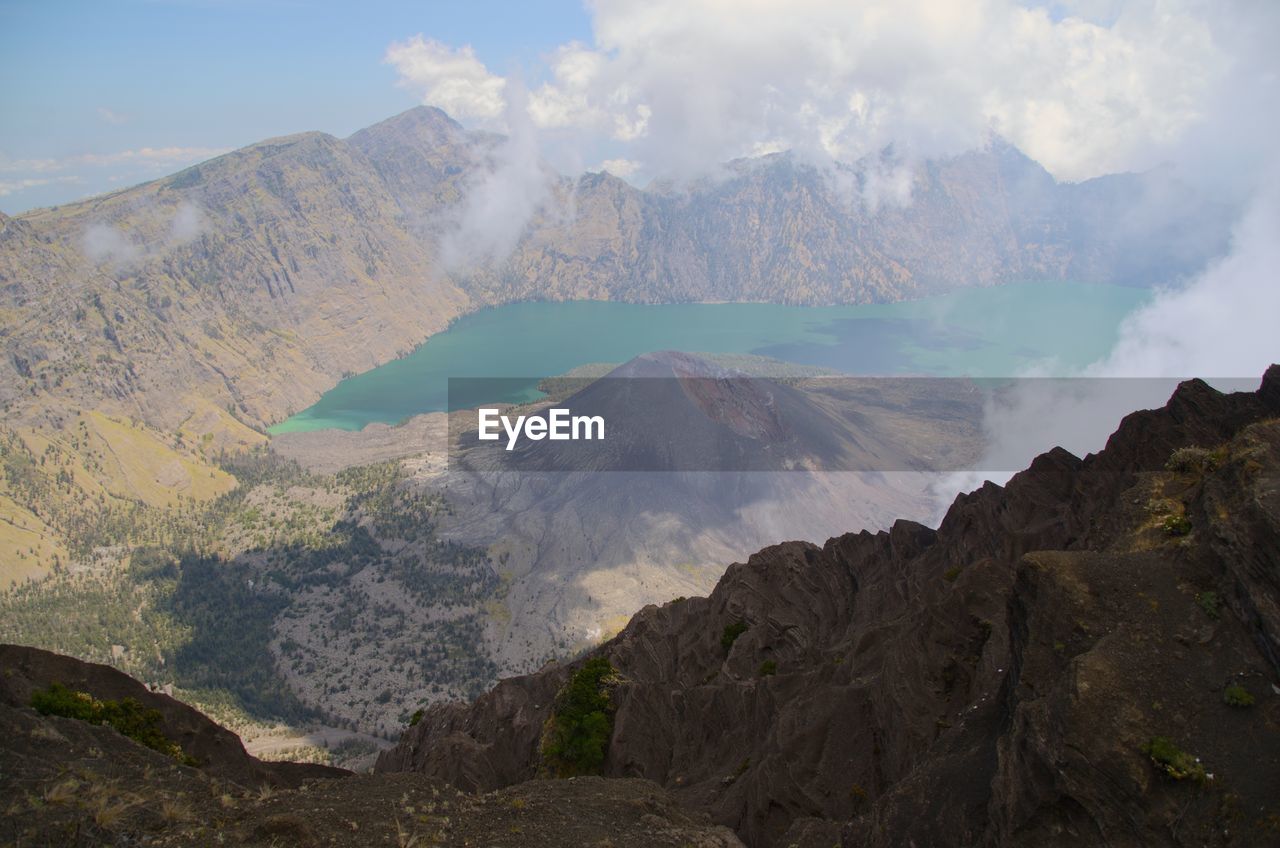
[0,0,589,211]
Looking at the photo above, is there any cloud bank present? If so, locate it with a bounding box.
[930,169,1280,520]
[388,0,1241,183]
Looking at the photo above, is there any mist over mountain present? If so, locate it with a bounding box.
[2,106,1230,441]
[0,91,1265,824]
[3,2,1277,844]
[0,102,1240,731]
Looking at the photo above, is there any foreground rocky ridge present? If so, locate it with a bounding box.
[0,645,741,846]
[378,366,1280,847]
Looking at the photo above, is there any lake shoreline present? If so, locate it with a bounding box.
[270,281,1151,435]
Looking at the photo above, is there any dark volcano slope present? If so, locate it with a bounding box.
[379,366,1280,848]
[453,350,983,473]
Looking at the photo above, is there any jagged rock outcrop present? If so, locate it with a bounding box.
[378,366,1280,847]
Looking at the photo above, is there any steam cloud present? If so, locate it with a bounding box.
[82,202,209,268]
[931,170,1280,519]
[438,81,555,274]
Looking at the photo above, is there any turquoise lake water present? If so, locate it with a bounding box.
[270,281,1149,433]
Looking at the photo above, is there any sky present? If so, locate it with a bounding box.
[3,0,1276,214]
[0,0,590,211]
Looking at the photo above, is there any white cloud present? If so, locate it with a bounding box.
[388,0,1240,183]
[0,155,61,174]
[438,81,555,272]
[596,158,641,179]
[79,202,210,269]
[385,36,506,123]
[930,165,1280,520]
[0,176,79,197]
[1090,174,1280,380]
[169,202,206,244]
[83,224,141,266]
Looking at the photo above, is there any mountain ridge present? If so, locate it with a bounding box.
[0,104,1232,584]
[377,366,1280,847]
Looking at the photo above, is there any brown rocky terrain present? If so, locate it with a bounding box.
[3,368,1275,846]
[0,643,346,790]
[377,366,1280,847]
[0,646,740,846]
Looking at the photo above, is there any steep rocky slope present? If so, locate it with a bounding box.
[438,353,985,672]
[0,645,741,847]
[0,643,345,789]
[378,366,1280,847]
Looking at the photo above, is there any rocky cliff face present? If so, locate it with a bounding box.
[377,366,1280,847]
[491,141,1226,307]
[2,107,1227,441]
[3,115,474,437]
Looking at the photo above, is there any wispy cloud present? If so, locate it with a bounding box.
[96,107,128,125]
[1,146,228,175]
[438,80,555,272]
[82,223,142,265]
[0,146,229,210]
[0,176,80,198]
[81,202,211,268]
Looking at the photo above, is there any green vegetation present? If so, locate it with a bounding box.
[758,659,777,677]
[31,683,193,764]
[1196,591,1222,620]
[721,620,748,653]
[541,657,618,777]
[409,708,425,727]
[2,449,500,727]
[161,553,315,720]
[943,566,962,582]
[1223,683,1255,708]
[1162,514,1192,536]
[1141,737,1207,783]
[1165,445,1227,475]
